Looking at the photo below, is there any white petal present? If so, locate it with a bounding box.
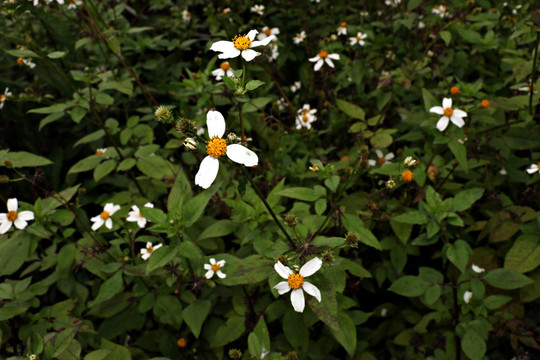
[126,213,139,222]
[471,264,485,273]
[226,144,258,167]
[368,159,376,166]
[144,203,153,208]
[217,259,226,266]
[154,244,163,251]
[313,59,324,71]
[442,98,452,109]
[218,48,241,59]
[385,152,395,161]
[450,115,465,128]
[0,214,6,222]
[274,261,293,279]
[290,289,305,312]
[325,58,335,68]
[204,264,212,270]
[91,218,104,231]
[207,110,226,138]
[436,116,449,132]
[195,156,220,189]
[526,165,539,174]
[302,281,322,302]
[137,218,147,228]
[18,211,34,221]
[7,198,18,212]
[327,53,340,60]
[308,55,320,62]
[216,270,226,278]
[0,220,12,234]
[13,218,28,230]
[299,257,322,277]
[205,270,214,279]
[453,109,467,118]
[210,258,216,265]
[210,40,235,53]
[109,204,121,215]
[429,106,444,115]
[375,149,384,158]
[274,281,291,295]
[142,253,150,260]
[251,35,274,47]
[246,29,259,41]
[105,218,113,229]
[241,49,260,62]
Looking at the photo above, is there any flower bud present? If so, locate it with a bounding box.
[321,250,334,265]
[285,214,297,227]
[184,137,198,150]
[386,179,396,189]
[175,117,197,137]
[404,156,418,167]
[227,132,238,143]
[228,349,242,359]
[345,232,359,247]
[154,106,174,123]
[3,159,13,167]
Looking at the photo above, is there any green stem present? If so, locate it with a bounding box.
[529,31,540,116]
[242,168,295,248]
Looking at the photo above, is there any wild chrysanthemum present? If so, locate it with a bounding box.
[250,4,264,15]
[204,258,226,279]
[337,22,347,36]
[293,31,306,44]
[429,98,467,131]
[526,162,540,174]
[349,32,367,46]
[195,110,258,189]
[95,148,107,155]
[211,62,235,81]
[127,203,154,228]
[0,198,34,234]
[290,81,301,93]
[0,88,12,110]
[140,242,163,260]
[90,203,120,231]
[295,104,317,129]
[273,258,322,313]
[210,30,274,62]
[309,50,340,71]
[258,27,279,42]
[368,149,394,166]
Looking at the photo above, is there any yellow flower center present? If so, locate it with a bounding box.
[302,115,309,122]
[232,34,252,51]
[444,107,453,117]
[147,245,154,253]
[450,86,459,95]
[7,210,18,222]
[100,211,110,220]
[96,150,104,155]
[139,211,143,217]
[17,58,25,66]
[264,28,272,36]
[302,109,310,115]
[340,22,347,27]
[206,137,227,158]
[481,99,490,108]
[0,94,5,102]
[220,62,230,71]
[402,170,414,182]
[185,11,191,17]
[537,162,540,169]
[378,157,386,165]
[211,263,221,272]
[287,273,304,290]
[318,50,329,58]
[177,338,186,348]
[297,33,303,38]
[434,5,439,9]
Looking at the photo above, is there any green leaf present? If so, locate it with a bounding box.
[330,311,357,357]
[245,80,265,91]
[274,187,321,201]
[136,156,175,179]
[392,211,428,224]
[1,151,53,168]
[93,160,116,182]
[342,214,381,250]
[219,255,273,286]
[452,188,484,212]
[47,51,68,59]
[68,155,103,174]
[74,130,105,147]
[28,103,69,114]
[283,311,309,355]
[183,300,211,338]
[182,183,221,226]
[407,0,421,11]
[153,296,183,327]
[90,271,124,307]
[6,49,39,57]
[248,333,263,359]
[70,106,86,123]
[448,140,468,172]
[199,220,236,240]
[324,175,340,193]
[249,316,270,359]
[462,329,486,360]
[370,129,393,148]
[99,80,133,96]
[390,220,413,243]
[422,88,438,112]
[222,76,237,90]
[210,315,245,347]
[0,232,31,276]
[95,93,114,105]
[140,207,167,223]
[116,158,136,171]
[484,295,512,310]
[178,241,203,260]
[336,98,365,120]
[484,268,534,290]
[440,31,452,46]
[39,112,65,130]
[146,245,177,274]
[388,276,429,297]
[0,306,27,321]
[446,240,470,273]
[504,234,540,273]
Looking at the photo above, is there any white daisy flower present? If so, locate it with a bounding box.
[0,88,12,110]
[18,58,36,69]
[518,85,537,93]
[90,203,121,231]
[404,156,418,167]
[140,241,163,260]
[273,257,322,313]
[250,4,264,15]
[211,62,235,81]
[204,258,226,279]
[267,43,279,62]
[368,149,395,166]
[127,203,154,228]
[500,167,507,175]
[210,30,274,62]
[258,26,279,42]
[293,31,306,44]
[296,104,317,130]
[67,0,82,9]
[0,198,34,234]
[308,50,340,71]
[95,148,107,155]
[463,290,473,304]
[471,264,485,274]
[337,22,347,36]
[276,97,288,111]
[429,97,467,132]
[290,81,301,93]
[385,0,401,7]
[195,110,258,189]
[182,10,191,23]
[432,5,448,18]
[526,162,540,174]
[349,32,367,46]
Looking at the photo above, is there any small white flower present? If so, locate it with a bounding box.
[309,50,340,71]
[500,167,507,175]
[432,5,448,18]
[127,203,154,228]
[95,148,107,155]
[195,110,258,189]
[429,98,467,132]
[471,264,485,274]
[182,9,191,22]
[404,156,418,167]
[386,179,396,189]
[385,0,401,7]
[250,4,264,15]
[293,31,306,44]
[368,149,395,166]
[518,85,537,93]
[273,258,322,313]
[296,104,317,130]
[184,137,198,150]
[349,32,367,46]
[267,43,279,62]
[309,164,320,172]
[463,290,473,304]
[337,22,347,36]
[526,162,540,174]
[0,198,34,234]
[211,62,235,81]
[381,308,388,317]
[204,258,226,279]
[21,58,36,69]
[0,88,12,110]
[258,27,279,42]
[90,203,121,231]
[210,30,274,62]
[276,97,288,111]
[140,242,163,260]
[290,81,301,93]
[66,0,82,9]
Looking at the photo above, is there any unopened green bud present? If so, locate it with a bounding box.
[359,145,369,154]
[228,349,242,359]
[0,175,9,183]
[285,214,297,227]
[184,137,198,150]
[175,117,197,137]
[154,106,174,123]
[345,232,359,247]
[386,179,396,189]
[321,250,334,265]
[227,132,238,143]
[3,159,13,168]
